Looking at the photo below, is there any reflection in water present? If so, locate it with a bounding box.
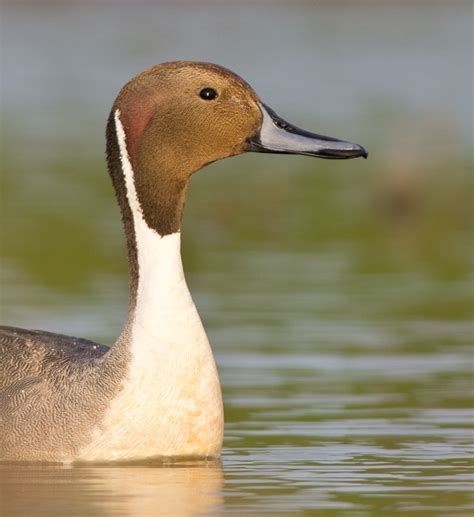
[0,460,223,517]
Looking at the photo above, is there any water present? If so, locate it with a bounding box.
[1,246,472,514]
[1,1,473,515]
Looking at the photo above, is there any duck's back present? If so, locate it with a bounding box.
[0,325,109,387]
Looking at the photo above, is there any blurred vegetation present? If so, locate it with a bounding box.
[2,109,471,293]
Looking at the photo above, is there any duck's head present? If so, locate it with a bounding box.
[108,61,367,236]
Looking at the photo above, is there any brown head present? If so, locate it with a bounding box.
[107,61,367,237]
[108,62,262,237]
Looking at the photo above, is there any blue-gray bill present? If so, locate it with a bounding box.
[247,102,368,160]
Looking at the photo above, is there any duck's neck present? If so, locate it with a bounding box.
[106,109,197,351]
[79,109,223,459]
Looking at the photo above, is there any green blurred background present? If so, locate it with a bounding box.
[1,1,473,515]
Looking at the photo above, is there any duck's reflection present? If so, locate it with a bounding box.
[0,459,223,516]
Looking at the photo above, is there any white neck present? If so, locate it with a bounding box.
[114,109,206,357]
[78,110,223,461]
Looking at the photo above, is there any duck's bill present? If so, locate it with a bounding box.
[247,102,368,160]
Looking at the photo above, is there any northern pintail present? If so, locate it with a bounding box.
[0,61,367,462]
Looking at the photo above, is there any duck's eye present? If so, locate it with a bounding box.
[199,88,218,101]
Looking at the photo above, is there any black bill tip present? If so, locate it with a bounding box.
[316,143,369,160]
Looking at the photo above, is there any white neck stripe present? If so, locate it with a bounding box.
[114,109,150,231]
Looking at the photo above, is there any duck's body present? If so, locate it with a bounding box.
[0,233,223,463]
[0,61,367,463]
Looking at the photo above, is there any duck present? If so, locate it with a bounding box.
[0,61,367,463]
